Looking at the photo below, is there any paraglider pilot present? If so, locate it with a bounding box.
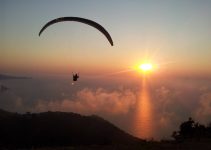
[73,73,79,81]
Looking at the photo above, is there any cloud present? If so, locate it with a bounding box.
[150,81,211,139]
[195,92,211,124]
[33,87,137,116]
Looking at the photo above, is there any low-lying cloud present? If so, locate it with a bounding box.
[195,92,211,124]
[33,88,137,116]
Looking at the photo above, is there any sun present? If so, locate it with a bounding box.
[139,63,153,72]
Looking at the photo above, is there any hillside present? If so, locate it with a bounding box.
[0,109,141,148]
[1,109,211,149]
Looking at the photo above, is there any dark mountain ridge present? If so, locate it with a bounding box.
[0,109,141,148]
[0,74,31,80]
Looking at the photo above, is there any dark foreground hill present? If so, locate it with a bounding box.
[1,109,211,150]
[0,109,141,148]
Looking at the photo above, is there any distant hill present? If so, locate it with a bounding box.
[0,74,31,80]
[0,109,141,148]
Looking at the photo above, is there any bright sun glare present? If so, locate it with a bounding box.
[139,63,153,71]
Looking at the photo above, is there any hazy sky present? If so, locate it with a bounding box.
[1,0,211,76]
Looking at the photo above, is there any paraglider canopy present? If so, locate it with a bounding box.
[39,17,113,46]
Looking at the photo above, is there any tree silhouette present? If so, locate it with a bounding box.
[179,117,194,138]
[172,117,211,141]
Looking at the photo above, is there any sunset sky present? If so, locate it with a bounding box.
[1,0,211,76]
[1,0,211,140]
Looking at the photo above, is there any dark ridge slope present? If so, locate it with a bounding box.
[0,109,141,148]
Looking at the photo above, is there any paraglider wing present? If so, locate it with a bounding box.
[39,17,113,46]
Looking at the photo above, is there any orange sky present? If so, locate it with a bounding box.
[1,1,211,77]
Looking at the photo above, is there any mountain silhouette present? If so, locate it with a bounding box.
[0,74,31,80]
[0,109,141,148]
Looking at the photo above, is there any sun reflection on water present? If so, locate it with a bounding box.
[132,76,154,139]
